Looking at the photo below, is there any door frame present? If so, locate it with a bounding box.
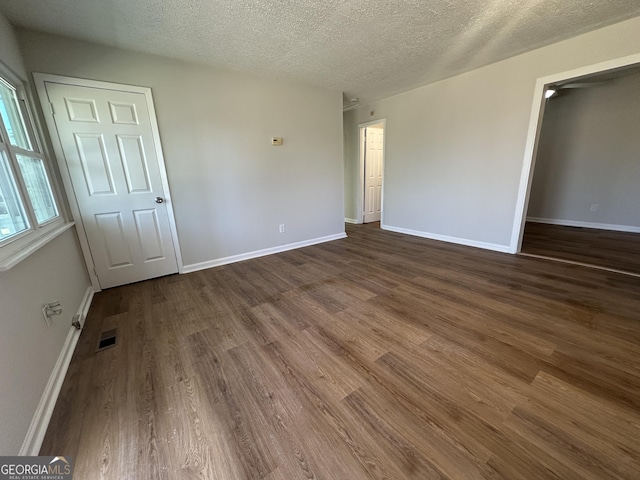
[33,73,183,290]
[357,118,386,224]
[510,53,640,254]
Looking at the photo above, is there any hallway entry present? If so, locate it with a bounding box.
[360,121,385,224]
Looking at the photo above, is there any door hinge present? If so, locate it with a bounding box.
[49,102,55,116]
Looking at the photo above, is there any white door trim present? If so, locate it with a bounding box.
[510,52,640,254]
[33,73,183,289]
[357,118,386,224]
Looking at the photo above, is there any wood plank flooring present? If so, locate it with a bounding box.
[41,223,640,479]
[521,222,640,275]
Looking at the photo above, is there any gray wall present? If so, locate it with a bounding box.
[0,10,24,76]
[343,109,359,221]
[528,71,640,230]
[18,29,345,268]
[345,16,640,251]
[0,11,90,454]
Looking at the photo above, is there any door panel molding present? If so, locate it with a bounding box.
[363,126,383,223]
[358,118,386,225]
[34,73,183,289]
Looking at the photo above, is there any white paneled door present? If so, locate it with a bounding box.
[363,126,384,223]
[44,81,178,289]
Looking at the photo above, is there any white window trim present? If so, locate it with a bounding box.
[0,64,71,271]
[0,221,74,271]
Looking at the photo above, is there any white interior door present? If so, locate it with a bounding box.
[363,126,384,223]
[45,81,178,289]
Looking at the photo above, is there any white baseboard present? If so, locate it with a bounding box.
[19,286,95,456]
[527,217,640,234]
[344,218,359,224]
[381,224,511,253]
[75,286,94,329]
[182,233,348,274]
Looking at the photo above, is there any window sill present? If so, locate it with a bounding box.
[0,222,75,272]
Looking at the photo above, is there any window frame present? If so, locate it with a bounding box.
[0,65,70,270]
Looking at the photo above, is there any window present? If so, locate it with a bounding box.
[0,75,61,245]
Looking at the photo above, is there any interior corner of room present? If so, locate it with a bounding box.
[0,1,639,468]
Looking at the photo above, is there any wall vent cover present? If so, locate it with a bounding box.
[97,328,118,352]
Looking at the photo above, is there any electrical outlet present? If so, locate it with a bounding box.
[590,204,599,212]
[42,306,52,327]
[279,224,285,233]
[42,301,62,327]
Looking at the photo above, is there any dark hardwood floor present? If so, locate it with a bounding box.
[521,222,640,275]
[41,223,640,479]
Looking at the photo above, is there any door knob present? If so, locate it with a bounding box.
[155,197,164,204]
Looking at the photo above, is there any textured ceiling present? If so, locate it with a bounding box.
[1,0,640,103]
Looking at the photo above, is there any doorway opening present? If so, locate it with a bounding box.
[358,119,386,225]
[34,74,182,290]
[512,55,640,276]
